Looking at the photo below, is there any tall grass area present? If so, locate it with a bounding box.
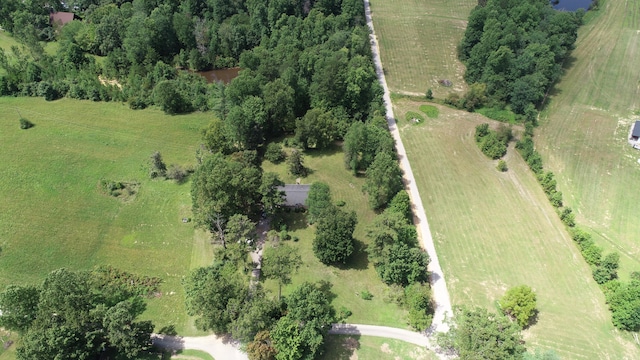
[261,145,409,328]
[537,0,640,277]
[0,97,214,336]
[396,99,639,359]
[369,0,474,97]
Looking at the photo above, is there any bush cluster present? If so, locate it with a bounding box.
[474,123,510,159]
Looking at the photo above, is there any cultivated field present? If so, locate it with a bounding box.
[0,97,213,336]
[369,0,475,97]
[261,145,412,328]
[537,1,640,275]
[395,100,639,359]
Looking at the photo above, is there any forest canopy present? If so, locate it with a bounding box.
[0,0,383,136]
[458,0,583,114]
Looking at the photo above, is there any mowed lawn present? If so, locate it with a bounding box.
[261,145,412,329]
[0,97,214,336]
[396,100,639,359]
[369,0,475,97]
[537,1,640,275]
[321,335,437,360]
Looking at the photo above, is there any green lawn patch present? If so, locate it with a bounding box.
[476,107,517,124]
[404,111,425,125]
[0,97,214,336]
[172,349,215,360]
[419,104,439,118]
[394,98,639,359]
[261,144,409,328]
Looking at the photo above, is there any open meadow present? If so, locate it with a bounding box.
[369,0,475,97]
[537,0,640,276]
[0,97,214,339]
[261,145,412,328]
[395,99,639,359]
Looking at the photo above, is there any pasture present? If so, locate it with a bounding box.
[369,0,474,97]
[261,145,411,328]
[0,97,213,336]
[395,99,639,359]
[537,0,640,276]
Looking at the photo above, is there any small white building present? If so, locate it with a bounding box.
[629,120,640,149]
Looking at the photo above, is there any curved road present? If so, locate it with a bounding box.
[153,324,437,359]
[363,0,453,332]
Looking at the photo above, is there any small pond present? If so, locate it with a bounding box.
[196,67,240,84]
[552,0,593,11]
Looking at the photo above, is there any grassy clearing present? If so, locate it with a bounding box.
[320,335,437,360]
[261,145,409,328]
[369,0,474,97]
[476,106,517,124]
[395,99,639,359]
[405,110,425,125]
[537,0,640,277]
[0,97,214,336]
[171,349,215,360]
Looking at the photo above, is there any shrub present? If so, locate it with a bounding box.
[480,133,507,159]
[335,200,346,207]
[166,164,188,183]
[425,89,433,100]
[559,207,575,227]
[149,151,167,178]
[497,160,508,172]
[405,111,425,125]
[265,143,285,164]
[19,118,34,130]
[405,282,433,330]
[500,285,537,328]
[360,290,373,300]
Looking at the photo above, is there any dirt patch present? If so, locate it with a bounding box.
[98,75,122,89]
[342,337,359,360]
[381,343,392,354]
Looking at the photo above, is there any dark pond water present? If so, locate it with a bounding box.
[196,67,240,84]
[552,0,592,11]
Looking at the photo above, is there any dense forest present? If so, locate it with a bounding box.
[0,0,383,144]
[458,0,583,114]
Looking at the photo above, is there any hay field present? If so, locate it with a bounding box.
[537,1,640,275]
[396,100,639,359]
[369,0,475,97]
[0,97,213,335]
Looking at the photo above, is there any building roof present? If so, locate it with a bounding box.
[50,12,75,26]
[278,184,311,207]
[633,121,640,138]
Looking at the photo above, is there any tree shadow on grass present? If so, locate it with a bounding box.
[334,239,369,271]
[320,335,362,360]
[304,143,343,160]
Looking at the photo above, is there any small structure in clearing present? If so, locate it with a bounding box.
[278,184,310,207]
[49,11,76,27]
[628,120,640,149]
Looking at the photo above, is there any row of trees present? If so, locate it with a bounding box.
[458,0,583,113]
[513,101,640,332]
[0,267,158,359]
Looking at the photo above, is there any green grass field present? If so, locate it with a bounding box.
[0,97,214,337]
[369,0,475,97]
[395,100,639,359]
[261,145,410,328]
[321,335,437,360]
[537,1,640,277]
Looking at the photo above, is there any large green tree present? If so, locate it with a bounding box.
[500,285,537,328]
[439,306,526,360]
[313,206,357,265]
[363,151,403,210]
[262,244,302,299]
[191,153,262,231]
[183,263,248,334]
